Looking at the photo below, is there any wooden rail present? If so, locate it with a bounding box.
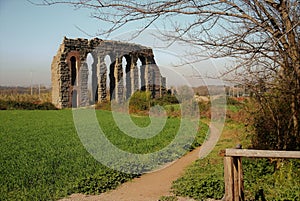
[222,149,300,201]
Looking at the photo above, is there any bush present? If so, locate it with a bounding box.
[153,94,179,106]
[243,158,300,200]
[127,91,180,115]
[37,102,58,110]
[226,97,242,105]
[95,100,111,111]
[0,100,57,110]
[250,93,299,150]
[129,91,151,113]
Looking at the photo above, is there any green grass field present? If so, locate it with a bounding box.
[0,110,208,200]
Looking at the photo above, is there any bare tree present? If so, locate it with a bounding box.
[37,0,299,149]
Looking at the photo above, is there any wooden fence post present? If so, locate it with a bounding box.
[224,156,234,200]
[223,153,245,200]
[238,157,245,201]
[223,148,300,200]
[233,157,239,200]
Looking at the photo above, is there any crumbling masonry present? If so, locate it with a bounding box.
[51,37,166,108]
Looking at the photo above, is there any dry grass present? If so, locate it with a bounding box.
[0,92,51,103]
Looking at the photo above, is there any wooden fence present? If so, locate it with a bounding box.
[222,149,300,201]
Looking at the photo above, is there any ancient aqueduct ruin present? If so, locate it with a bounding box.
[51,37,166,108]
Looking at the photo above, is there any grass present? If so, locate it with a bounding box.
[171,110,300,200]
[1,110,102,200]
[171,120,245,200]
[0,92,51,103]
[0,109,208,200]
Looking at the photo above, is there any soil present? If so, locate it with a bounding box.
[59,147,202,201]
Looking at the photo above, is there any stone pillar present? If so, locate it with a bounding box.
[109,55,116,101]
[153,64,162,98]
[79,61,89,106]
[95,54,107,102]
[130,54,139,96]
[144,56,151,93]
[91,54,98,102]
[139,56,146,91]
[144,59,149,92]
[145,55,162,98]
[57,60,68,108]
[60,59,71,108]
[160,76,166,96]
[125,55,131,99]
[113,56,124,103]
[144,56,153,97]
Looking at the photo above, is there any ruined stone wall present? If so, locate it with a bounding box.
[51,37,166,108]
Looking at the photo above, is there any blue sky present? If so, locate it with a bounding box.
[0,0,106,86]
[0,0,227,87]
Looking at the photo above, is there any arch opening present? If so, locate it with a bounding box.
[70,56,77,86]
[137,58,144,91]
[72,89,78,108]
[86,53,94,102]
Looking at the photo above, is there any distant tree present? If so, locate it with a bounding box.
[38,0,300,149]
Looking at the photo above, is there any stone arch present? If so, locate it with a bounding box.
[66,51,80,86]
[51,37,166,108]
[86,53,94,102]
[136,57,142,91]
[91,53,109,103]
[108,54,116,101]
[138,55,147,91]
[123,55,132,99]
[70,56,77,86]
[66,51,80,107]
[103,54,111,101]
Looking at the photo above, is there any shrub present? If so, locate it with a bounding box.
[36,102,58,110]
[226,97,242,105]
[129,91,151,113]
[250,93,299,150]
[0,100,57,110]
[127,92,180,115]
[95,100,111,111]
[243,158,300,200]
[154,94,179,106]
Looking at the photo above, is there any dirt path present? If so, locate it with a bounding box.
[60,146,202,201]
